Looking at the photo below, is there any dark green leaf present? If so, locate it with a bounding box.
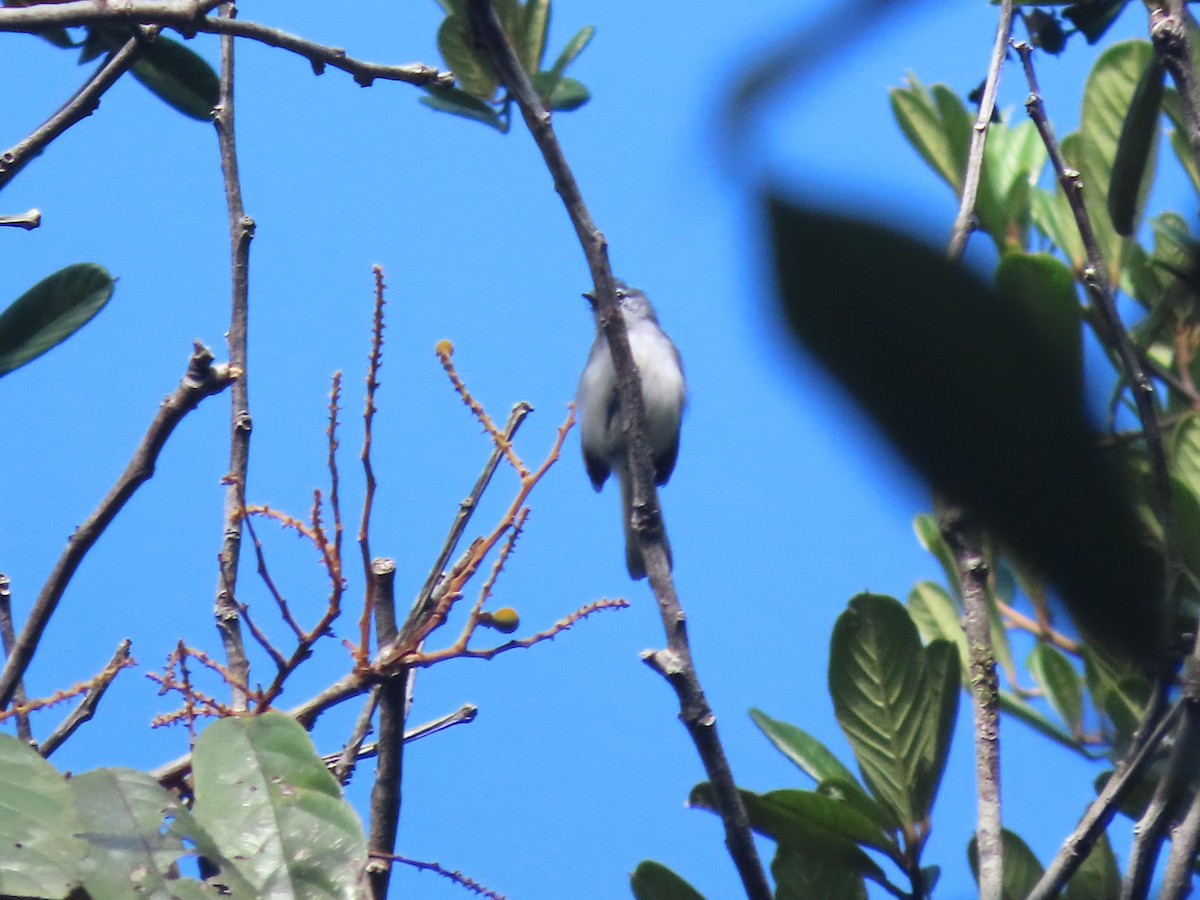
[629,861,704,900]
[914,640,960,819]
[748,708,861,787]
[1064,832,1120,900]
[828,593,930,828]
[0,263,115,378]
[437,13,498,101]
[1076,40,1154,283]
[521,0,550,75]
[1082,646,1151,741]
[420,87,505,131]
[907,581,969,676]
[816,777,898,834]
[968,829,1045,900]
[1064,0,1131,43]
[546,76,590,111]
[773,845,868,900]
[130,35,219,121]
[994,252,1082,398]
[1031,184,1086,270]
[769,195,1164,665]
[38,27,77,50]
[1027,643,1085,736]
[1094,768,1163,821]
[690,784,889,883]
[1108,55,1163,236]
[548,24,595,81]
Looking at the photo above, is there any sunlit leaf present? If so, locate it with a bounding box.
[1027,643,1085,736]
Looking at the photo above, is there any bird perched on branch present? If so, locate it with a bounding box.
[577,282,686,579]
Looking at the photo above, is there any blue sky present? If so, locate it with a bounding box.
[0,2,1167,897]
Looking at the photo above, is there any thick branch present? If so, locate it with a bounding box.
[0,344,234,711]
[0,209,41,230]
[367,559,407,900]
[212,5,253,710]
[464,3,770,898]
[0,2,453,88]
[1150,0,1200,177]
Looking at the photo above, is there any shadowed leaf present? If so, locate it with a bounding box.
[630,861,704,900]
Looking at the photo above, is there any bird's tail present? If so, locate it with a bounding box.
[620,469,671,580]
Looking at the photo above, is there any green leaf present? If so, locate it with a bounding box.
[968,829,1045,900]
[907,581,969,676]
[1082,646,1151,741]
[816,777,898,834]
[1108,54,1163,236]
[690,784,889,884]
[191,713,367,897]
[546,75,590,111]
[889,76,969,193]
[420,87,506,131]
[769,195,1164,665]
[758,789,897,855]
[521,0,550,75]
[995,252,1083,397]
[1064,832,1121,900]
[1027,643,1085,736]
[999,690,1094,758]
[0,263,116,378]
[1164,90,1200,193]
[548,24,595,82]
[0,734,87,899]
[131,34,220,121]
[630,861,704,900]
[1031,184,1086,271]
[912,514,961,595]
[748,708,862,788]
[773,844,868,900]
[71,768,231,898]
[828,594,957,828]
[1076,39,1155,283]
[437,13,498,101]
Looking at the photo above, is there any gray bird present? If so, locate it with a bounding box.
[576,283,686,579]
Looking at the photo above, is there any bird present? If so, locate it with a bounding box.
[576,282,686,579]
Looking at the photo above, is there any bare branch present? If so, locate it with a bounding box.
[212,6,254,709]
[1150,0,1200,177]
[0,209,41,230]
[0,575,32,743]
[0,344,234,711]
[463,3,771,896]
[0,35,145,193]
[0,2,452,88]
[946,0,1014,259]
[367,558,407,900]
[331,687,380,786]
[358,268,387,662]
[39,640,133,757]
[377,852,506,900]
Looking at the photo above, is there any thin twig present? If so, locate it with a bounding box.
[0,344,233,711]
[0,576,31,743]
[395,403,531,652]
[212,4,253,710]
[378,852,506,900]
[1017,41,1178,627]
[0,35,145,192]
[0,3,453,88]
[332,687,380,785]
[39,640,133,757]
[0,209,41,230]
[463,4,770,897]
[367,558,407,900]
[358,268,386,662]
[946,0,1014,259]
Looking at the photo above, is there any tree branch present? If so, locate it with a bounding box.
[39,639,132,757]
[0,343,234,711]
[0,34,145,193]
[0,576,31,744]
[212,5,253,710]
[464,3,771,898]
[946,0,1013,259]
[0,209,41,230]
[1149,0,1200,178]
[0,2,453,88]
